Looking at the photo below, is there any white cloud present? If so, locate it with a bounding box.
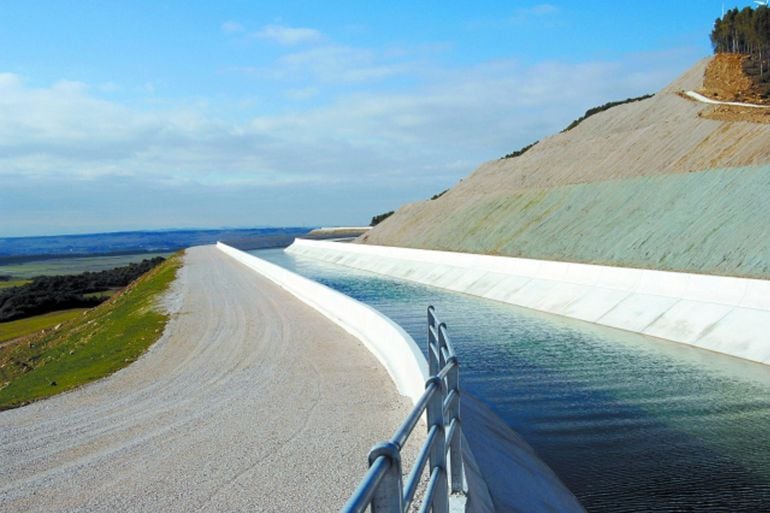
[228,43,414,84]
[246,53,686,159]
[253,24,324,46]
[97,81,121,93]
[285,86,320,101]
[0,74,276,181]
[0,46,700,234]
[221,20,244,34]
[0,50,692,181]
[528,4,558,15]
[274,45,411,82]
[511,4,560,23]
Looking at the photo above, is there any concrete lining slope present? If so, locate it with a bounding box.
[287,239,770,365]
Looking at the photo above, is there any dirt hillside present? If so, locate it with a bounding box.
[697,53,770,123]
[701,53,757,102]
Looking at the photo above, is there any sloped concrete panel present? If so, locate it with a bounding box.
[287,239,770,365]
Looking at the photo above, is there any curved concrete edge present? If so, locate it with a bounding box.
[217,243,578,513]
[685,90,770,109]
[286,239,770,366]
[458,431,495,513]
[216,242,428,404]
[217,243,498,512]
[462,395,585,513]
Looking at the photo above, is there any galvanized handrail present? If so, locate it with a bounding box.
[341,306,463,513]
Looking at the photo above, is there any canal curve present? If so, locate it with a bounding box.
[253,248,770,513]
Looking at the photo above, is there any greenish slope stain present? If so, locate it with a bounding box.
[402,166,770,278]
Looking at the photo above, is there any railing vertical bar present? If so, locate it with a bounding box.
[445,356,462,493]
[426,375,448,513]
[403,425,440,510]
[417,466,444,513]
[367,442,403,513]
[429,343,441,370]
[427,307,439,376]
[439,324,456,357]
[341,307,463,513]
[437,323,448,371]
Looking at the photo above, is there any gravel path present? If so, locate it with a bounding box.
[0,246,417,512]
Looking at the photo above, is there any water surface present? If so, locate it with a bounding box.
[253,248,770,512]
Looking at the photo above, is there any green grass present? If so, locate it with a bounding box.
[83,289,118,300]
[0,252,182,409]
[0,279,31,290]
[0,309,88,344]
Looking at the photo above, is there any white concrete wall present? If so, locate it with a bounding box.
[216,242,428,403]
[287,239,770,366]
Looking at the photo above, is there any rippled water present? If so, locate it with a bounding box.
[253,248,770,512]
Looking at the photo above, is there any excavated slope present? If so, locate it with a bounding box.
[361,58,770,278]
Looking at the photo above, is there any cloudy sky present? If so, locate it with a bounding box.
[0,1,741,236]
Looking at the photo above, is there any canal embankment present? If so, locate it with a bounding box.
[286,238,770,365]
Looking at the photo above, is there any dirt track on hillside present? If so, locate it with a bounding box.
[0,246,417,512]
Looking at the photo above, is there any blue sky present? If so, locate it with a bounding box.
[0,1,752,236]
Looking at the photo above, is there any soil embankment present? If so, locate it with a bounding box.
[700,53,770,105]
[697,53,770,123]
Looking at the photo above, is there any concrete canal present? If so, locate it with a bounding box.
[253,248,770,512]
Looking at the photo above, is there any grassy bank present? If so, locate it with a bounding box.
[0,309,88,344]
[0,279,30,290]
[0,252,182,409]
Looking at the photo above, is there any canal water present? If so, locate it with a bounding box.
[252,248,770,512]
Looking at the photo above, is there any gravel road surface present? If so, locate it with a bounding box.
[0,246,417,512]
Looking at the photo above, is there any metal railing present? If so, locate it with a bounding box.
[341,306,464,513]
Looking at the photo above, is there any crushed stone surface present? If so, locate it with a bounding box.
[0,245,418,512]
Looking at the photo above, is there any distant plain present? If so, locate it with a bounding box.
[0,253,173,279]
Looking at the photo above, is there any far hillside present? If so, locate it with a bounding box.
[0,227,312,264]
[360,55,770,279]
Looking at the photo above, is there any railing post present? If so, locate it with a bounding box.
[446,356,463,494]
[427,306,438,376]
[343,307,463,513]
[426,377,449,513]
[367,442,404,513]
[437,323,448,370]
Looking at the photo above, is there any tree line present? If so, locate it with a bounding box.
[0,258,164,322]
[370,211,394,226]
[711,6,770,78]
